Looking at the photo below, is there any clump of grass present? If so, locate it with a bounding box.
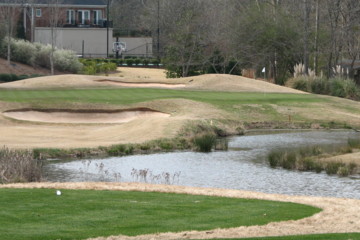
[337,166,349,177]
[298,157,322,173]
[193,133,216,152]
[106,144,126,156]
[325,161,345,175]
[348,138,360,148]
[0,147,42,183]
[267,145,360,177]
[214,138,229,151]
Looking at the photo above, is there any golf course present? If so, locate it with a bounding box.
[1,67,360,240]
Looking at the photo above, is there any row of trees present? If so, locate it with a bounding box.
[111,0,360,82]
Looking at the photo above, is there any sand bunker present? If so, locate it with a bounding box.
[3,108,169,124]
[95,80,186,88]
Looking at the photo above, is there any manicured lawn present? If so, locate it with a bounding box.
[207,233,360,240]
[0,188,321,240]
[0,88,322,108]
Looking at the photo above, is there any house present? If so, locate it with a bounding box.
[0,0,113,57]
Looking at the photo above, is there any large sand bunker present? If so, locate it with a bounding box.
[3,108,169,124]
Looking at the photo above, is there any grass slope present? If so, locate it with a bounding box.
[1,87,359,125]
[0,188,320,240]
[209,233,360,240]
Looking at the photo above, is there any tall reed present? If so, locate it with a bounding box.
[0,147,42,183]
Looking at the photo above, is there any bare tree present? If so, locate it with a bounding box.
[47,0,63,75]
[0,0,20,64]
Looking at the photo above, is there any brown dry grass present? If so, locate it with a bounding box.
[0,58,54,76]
[0,67,304,93]
[319,151,360,165]
[1,182,359,240]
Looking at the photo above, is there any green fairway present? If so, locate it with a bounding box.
[207,233,360,240]
[0,88,322,107]
[0,188,320,240]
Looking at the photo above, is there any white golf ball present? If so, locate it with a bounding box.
[56,190,62,196]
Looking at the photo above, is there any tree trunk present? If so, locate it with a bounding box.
[303,0,310,75]
[313,0,320,75]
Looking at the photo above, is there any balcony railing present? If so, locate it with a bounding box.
[35,19,112,28]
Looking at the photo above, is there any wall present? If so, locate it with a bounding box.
[34,27,113,57]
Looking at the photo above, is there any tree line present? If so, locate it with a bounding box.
[111,0,360,82]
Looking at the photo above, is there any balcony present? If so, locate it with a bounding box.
[36,19,112,28]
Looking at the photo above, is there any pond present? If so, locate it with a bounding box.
[44,130,360,199]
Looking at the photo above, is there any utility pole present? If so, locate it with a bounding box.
[157,0,160,61]
[106,0,109,58]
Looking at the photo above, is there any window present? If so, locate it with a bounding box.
[78,10,90,25]
[36,9,41,17]
[93,10,102,25]
[66,10,75,24]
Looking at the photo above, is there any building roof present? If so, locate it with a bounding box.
[0,0,107,7]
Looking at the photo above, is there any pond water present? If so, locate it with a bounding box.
[44,130,360,199]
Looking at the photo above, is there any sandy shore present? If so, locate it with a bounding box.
[2,182,359,240]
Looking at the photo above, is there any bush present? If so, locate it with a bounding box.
[125,58,134,66]
[1,37,82,73]
[193,134,216,152]
[268,150,284,168]
[10,38,37,66]
[291,75,360,101]
[0,73,43,82]
[329,78,346,98]
[54,49,83,73]
[292,77,309,92]
[0,73,18,82]
[325,161,344,175]
[310,78,328,94]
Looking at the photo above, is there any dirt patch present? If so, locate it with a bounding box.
[0,58,62,76]
[1,182,359,240]
[3,108,169,124]
[95,79,186,88]
[319,151,360,165]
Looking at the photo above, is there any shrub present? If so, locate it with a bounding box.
[134,58,141,65]
[268,150,284,168]
[325,161,344,175]
[107,144,126,156]
[10,38,37,66]
[193,133,216,152]
[309,78,328,94]
[126,58,134,66]
[342,79,360,100]
[282,152,297,169]
[0,73,18,82]
[292,77,309,92]
[54,49,83,73]
[329,78,346,98]
[337,166,349,177]
[1,38,82,73]
[35,44,52,69]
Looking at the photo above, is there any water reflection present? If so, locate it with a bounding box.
[44,130,360,199]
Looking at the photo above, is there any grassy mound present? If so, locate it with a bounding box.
[0,188,320,240]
